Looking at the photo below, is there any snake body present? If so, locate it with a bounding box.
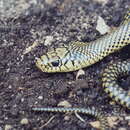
[32,107,109,130]
[36,10,130,73]
[102,60,130,108]
[33,10,130,129]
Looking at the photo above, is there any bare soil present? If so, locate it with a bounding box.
[0,0,130,130]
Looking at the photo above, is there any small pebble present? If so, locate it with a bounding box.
[118,128,126,130]
[45,0,54,5]
[8,85,12,89]
[5,125,12,130]
[76,69,85,80]
[125,116,130,120]
[58,100,72,108]
[93,0,108,4]
[38,96,43,100]
[21,98,24,102]
[44,36,53,46]
[64,116,70,121]
[20,118,29,125]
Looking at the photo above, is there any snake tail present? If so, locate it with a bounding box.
[32,107,109,130]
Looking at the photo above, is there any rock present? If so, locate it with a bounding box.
[44,36,54,46]
[96,16,110,35]
[38,95,43,100]
[76,69,85,80]
[58,100,72,108]
[45,0,54,5]
[20,118,29,125]
[118,128,127,130]
[93,0,108,4]
[5,125,12,130]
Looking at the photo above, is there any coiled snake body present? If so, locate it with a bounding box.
[33,9,130,130]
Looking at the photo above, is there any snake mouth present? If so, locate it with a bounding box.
[35,58,48,72]
[35,57,62,73]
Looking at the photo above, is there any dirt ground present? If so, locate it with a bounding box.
[0,0,130,130]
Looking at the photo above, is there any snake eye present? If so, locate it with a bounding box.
[51,60,60,67]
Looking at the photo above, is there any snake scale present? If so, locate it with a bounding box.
[33,9,130,130]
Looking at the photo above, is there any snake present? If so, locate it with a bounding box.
[32,107,109,130]
[33,9,130,130]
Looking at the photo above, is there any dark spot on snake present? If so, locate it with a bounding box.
[51,60,60,67]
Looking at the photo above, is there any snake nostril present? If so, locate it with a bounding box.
[51,60,60,67]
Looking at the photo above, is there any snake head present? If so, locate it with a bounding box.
[36,47,72,73]
[36,46,86,73]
